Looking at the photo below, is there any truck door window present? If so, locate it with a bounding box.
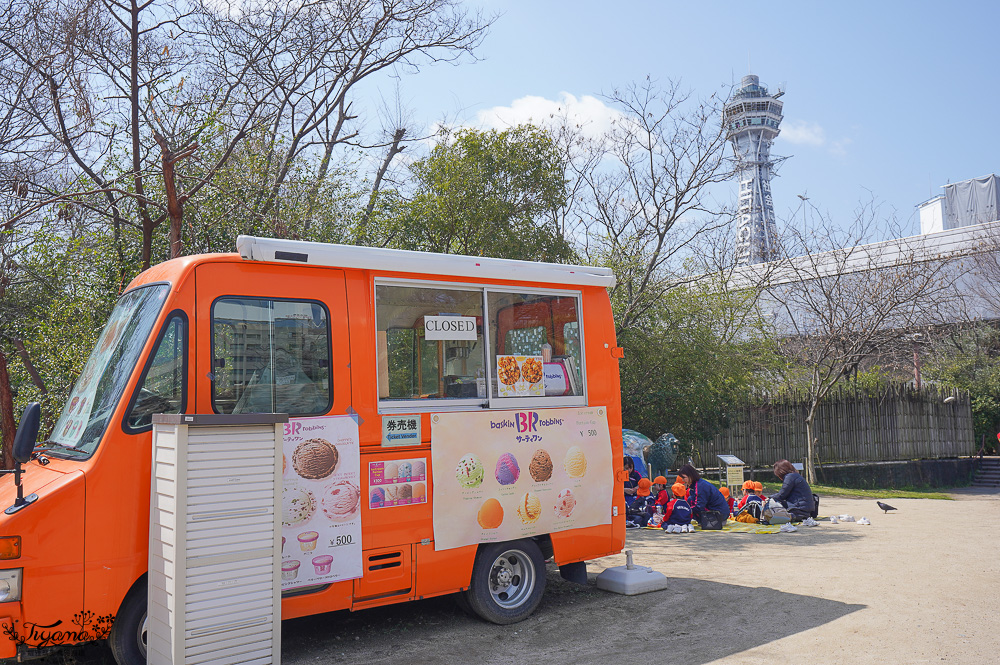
[376,284,485,402]
[124,314,186,430]
[212,298,331,415]
[488,291,584,399]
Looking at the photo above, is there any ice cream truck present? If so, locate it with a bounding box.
[0,236,626,664]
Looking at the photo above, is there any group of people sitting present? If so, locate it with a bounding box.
[623,458,816,531]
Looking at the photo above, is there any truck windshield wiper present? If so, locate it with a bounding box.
[37,441,90,457]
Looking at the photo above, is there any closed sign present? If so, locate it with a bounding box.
[424,316,477,340]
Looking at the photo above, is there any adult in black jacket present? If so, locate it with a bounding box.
[770,459,814,520]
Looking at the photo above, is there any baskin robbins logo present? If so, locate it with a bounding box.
[489,412,564,431]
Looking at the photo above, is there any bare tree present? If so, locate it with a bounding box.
[567,78,733,336]
[753,205,967,482]
[0,0,489,268]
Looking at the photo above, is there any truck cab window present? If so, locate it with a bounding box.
[125,314,186,430]
[212,298,331,415]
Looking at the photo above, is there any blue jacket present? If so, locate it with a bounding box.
[663,498,692,525]
[688,479,730,517]
[772,472,813,518]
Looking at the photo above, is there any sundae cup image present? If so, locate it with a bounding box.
[293,438,340,480]
[564,446,587,478]
[383,461,398,482]
[312,554,334,575]
[456,454,485,489]
[281,560,301,581]
[384,485,399,503]
[529,449,553,482]
[282,487,317,527]
[321,481,361,522]
[477,498,504,529]
[554,489,577,518]
[412,460,426,477]
[370,487,386,507]
[399,483,413,501]
[517,492,542,524]
[297,531,319,552]
[412,483,426,500]
[495,452,520,486]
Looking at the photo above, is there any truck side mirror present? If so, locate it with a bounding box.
[3,402,41,515]
[12,403,40,465]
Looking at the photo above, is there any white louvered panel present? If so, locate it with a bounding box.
[150,417,283,665]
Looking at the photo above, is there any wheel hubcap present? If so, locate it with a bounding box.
[488,550,535,609]
[138,613,147,657]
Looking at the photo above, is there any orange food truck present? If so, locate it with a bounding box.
[0,236,626,664]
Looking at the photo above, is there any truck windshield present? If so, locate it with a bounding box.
[47,284,170,455]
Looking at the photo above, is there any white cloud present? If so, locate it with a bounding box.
[779,119,827,147]
[474,92,622,140]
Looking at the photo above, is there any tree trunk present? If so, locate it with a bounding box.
[0,350,16,470]
[804,414,817,485]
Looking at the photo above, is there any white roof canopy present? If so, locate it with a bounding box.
[236,236,616,288]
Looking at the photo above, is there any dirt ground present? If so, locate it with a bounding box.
[52,488,1000,665]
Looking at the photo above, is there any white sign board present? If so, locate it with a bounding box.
[424,315,478,340]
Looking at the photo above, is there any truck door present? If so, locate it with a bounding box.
[194,262,350,419]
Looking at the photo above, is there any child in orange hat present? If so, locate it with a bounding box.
[719,486,734,516]
[733,480,764,522]
[626,477,654,527]
[662,482,694,533]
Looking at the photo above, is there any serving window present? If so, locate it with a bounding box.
[376,284,486,404]
[488,291,584,400]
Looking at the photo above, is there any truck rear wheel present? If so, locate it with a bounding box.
[463,539,545,624]
[109,583,147,665]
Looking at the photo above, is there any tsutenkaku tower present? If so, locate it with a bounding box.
[725,74,785,265]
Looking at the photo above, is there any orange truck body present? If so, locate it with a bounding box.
[0,240,625,660]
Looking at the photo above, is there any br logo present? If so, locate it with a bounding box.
[516,412,539,433]
[283,421,303,436]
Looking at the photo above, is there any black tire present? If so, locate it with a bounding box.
[108,582,147,665]
[463,539,546,625]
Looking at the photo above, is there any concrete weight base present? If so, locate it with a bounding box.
[595,550,669,595]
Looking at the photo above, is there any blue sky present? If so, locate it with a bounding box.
[371,1,1000,240]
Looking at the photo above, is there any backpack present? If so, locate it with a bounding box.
[761,499,792,525]
[734,499,762,523]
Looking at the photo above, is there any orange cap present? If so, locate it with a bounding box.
[671,483,687,498]
[720,486,730,497]
[742,480,755,490]
[637,477,652,489]
[653,476,668,485]
[753,481,764,492]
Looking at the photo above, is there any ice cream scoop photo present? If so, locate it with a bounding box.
[292,438,340,480]
[529,449,553,482]
[383,461,399,481]
[283,486,317,527]
[412,482,426,501]
[321,481,361,522]
[455,454,485,488]
[411,460,426,477]
[477,498,504,529]
[564,446,587,478]
[495,452,520,485]
[517,492,542,524]
[399,483,413,501]
[397,462,413,479]
[370,487,386,507]
[554,489,577,518]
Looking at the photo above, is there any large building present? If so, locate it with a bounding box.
[724,74,785,265]
[918,173,1000,234]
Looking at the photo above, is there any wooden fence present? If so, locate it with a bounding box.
[691,383,974,470]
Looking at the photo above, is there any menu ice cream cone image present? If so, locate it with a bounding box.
[478,498,504,529]
[529,449,553,482]
[564,446,587,478]
[456,454,485,488]
[495,452,520,485]
[281,416,363,590]
[431,407,613,551]
[554,489,577,518]
[517,492,542,524]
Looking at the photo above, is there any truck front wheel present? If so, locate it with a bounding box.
[463,539,546,624]
[108,583,147,665]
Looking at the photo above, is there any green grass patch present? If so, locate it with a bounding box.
[711,480,955,500]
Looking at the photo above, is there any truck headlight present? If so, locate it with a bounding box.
[0,569,22,602]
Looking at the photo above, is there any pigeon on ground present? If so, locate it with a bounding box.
[876,501,897,514]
